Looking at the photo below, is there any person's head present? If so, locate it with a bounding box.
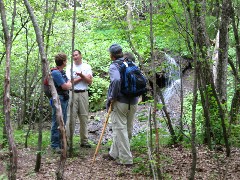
[72,49,82,64]
[55,53,67,67]
[109,44,123,60]
[123,52,135,62]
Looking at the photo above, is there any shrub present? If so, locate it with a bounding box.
[89,76,109,112]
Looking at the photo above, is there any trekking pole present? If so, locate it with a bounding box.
[92,102,113,165]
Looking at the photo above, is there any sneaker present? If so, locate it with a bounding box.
[52,147,62,154]
[102,153,115,161]
[80,142,91,148]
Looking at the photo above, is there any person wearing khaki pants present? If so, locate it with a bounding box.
[66,90,89,146]
[103,44,139,167]
[66,49,93,148]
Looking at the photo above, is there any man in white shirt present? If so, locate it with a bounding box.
[66,50,93,148]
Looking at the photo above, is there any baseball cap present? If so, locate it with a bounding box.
[109,44,122,54]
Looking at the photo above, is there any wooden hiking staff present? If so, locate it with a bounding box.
[92,102,113,165]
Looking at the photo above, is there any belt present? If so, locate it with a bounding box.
[73,89,87,93]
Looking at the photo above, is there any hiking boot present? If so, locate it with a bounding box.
[123,164,133,168]
[52,147,62,154]
[102,153,115,161]
[80,142,91,148]
[114,161,133,168]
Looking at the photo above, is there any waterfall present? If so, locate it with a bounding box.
[162,54,181,103]
[163,79,181,103]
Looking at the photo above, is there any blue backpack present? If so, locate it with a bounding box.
[114,58,147,97]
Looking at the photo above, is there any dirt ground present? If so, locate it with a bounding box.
[1,69,240,179]
[1,144,240,179]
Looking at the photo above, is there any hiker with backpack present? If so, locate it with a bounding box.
[102,44,146,167]
[50,53,72,153]
[65,50,93,148]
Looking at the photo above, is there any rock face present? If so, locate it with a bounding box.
[147,52,193,91]
[163,68,194,122]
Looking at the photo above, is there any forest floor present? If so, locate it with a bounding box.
[0,144,240,179]
[1,69,240,179]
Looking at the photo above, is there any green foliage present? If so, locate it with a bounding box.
[131,132,153,175]
[1,0,239,154]
[230,124,240,147]
[0,109,4,126]
[205,15,218,39]
[136,107,148,122]
[88,76,109,112]
[0,111,5,145]
[131,132,148,153]
[130,129,173,176]
[132,156,150,174]
[13,128,50,149]
[182,88,240,147]
[0,174,8,180]
[182,93,205,143]
[1,0,193,120]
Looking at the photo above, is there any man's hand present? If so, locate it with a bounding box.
[76,72,92,85]
[106,99,115,112]
[76,71,84,78]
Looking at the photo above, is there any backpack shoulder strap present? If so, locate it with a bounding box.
[112,59,124,71]
[50,67,59,71]
[44,68,58,85]
[123,57,134,67]
[113,59,123,65]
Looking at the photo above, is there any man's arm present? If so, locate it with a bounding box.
[61,80,72,90]
[52,70,72,90]
[75,72,92,85]
[108,64,121,100]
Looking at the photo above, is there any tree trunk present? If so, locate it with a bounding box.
[45,0,58,55]
[19,25,31,129]
[158,90,177,144]
[68,0,77,158]
[216,0,230,102]
[189,47,198,180]
[193,0,213,149]
[150,0,162,179]
[212,31,219,84]
[0,0,18,179]
[179,57,184,141]
[23,0,67,178]
[192,0,230,156]
[189,1,200,178]
[229,0,240,71]
[35,91,43,172]
[126,0,133,31]
[198,71,212,149]
[35,0,58,170]
[229,0,240,125]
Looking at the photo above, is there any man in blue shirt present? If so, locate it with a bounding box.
[51,53,72,153]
